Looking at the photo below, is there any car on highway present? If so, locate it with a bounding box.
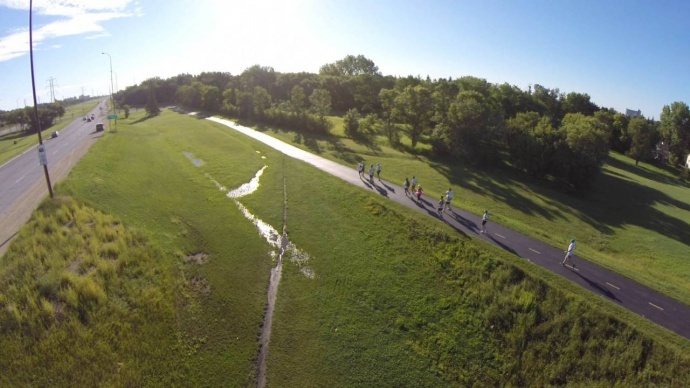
[96,123,104,132]
[51,131,59,138]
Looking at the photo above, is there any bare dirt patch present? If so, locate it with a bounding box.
[184,252,209,265]
[188,275,210,294]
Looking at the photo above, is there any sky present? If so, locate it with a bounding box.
[1,0,689,119]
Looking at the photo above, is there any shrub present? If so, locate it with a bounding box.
[343,108,361,138]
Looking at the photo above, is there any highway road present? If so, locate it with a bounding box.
[0,100,108,255]
[208,116,690,341]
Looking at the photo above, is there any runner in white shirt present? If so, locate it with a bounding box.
[481,210,489,234]
[444,188,455,213]
[561,239,576,268]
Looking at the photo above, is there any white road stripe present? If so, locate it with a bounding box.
[15,175,25,183]
[649,302,664,311]
[564,264,579,272]
[606,282,620,290]
[495,233,506,239]
[529,248,541,254]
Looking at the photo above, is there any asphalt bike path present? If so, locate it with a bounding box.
[207,116,690,340]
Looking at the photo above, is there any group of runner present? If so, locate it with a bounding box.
[358,160,576,269]
[401,176,490,233]
[358,162,382,182]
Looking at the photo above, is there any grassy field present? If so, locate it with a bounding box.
[2,109,690,385]
[244,116,690,306]
[0,99,101,166]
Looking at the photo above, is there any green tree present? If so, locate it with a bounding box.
[309,88,332,123]
[379,88,398,141]
[145,86,160,117]
[434,90,501,163]
[531,84,563,123]
[253,86,272,119]
[626,117,657,165]
[491,82,531,119]
[201,85,220,112]
[290,86,307,117]
[506,113,559,177]
[123,104,130,119]
[240,65,276,93]
[562,92,599,116]
[343,108,361,138]
[222,88,238,115]
[319,54,380,76]
[236,90,253,119]
[659,101,690,165]
[394,84,433,147]
[557,113,610,191]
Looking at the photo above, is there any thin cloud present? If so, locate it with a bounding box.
[0,0,140,62]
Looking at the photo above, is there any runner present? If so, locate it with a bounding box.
[411,176,417,192]
[368,165,375,182]
[480,210,489,234]
[357,162,364,176]
[561,239,576,268]
[403,178,410,196]
[376,163,382,181]
[444,188,454,213]
[437,197,445,218]
[416,185,423,201]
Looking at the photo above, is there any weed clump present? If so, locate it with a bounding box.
[0,197,182,385]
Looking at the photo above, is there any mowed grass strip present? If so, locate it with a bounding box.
[242,117,690,306]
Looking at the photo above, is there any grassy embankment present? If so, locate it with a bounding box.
[0,99,101,166]
[1,109,690,386]
[246,115,690,307]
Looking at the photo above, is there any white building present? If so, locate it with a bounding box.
[686,154,690,169]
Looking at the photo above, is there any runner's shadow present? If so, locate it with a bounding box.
[373,183,389,197]
[573,270,622,303]
[381,181,396,193]
[453,213,479,233]
[487,234,519,256]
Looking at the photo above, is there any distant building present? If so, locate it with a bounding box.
[626,109,642,118]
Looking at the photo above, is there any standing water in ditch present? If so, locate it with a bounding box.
[185,151,313,387]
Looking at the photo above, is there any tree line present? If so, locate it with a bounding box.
[0,103,66,133]
[114,55,690,192]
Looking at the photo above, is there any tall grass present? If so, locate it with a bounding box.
[0,196,185,386]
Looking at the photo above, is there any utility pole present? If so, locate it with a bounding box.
[29,0,54,199]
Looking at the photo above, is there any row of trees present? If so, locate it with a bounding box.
[0,103,66,133]
[114,55,690,192]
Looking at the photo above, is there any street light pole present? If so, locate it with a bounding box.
[101,52,114,115]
